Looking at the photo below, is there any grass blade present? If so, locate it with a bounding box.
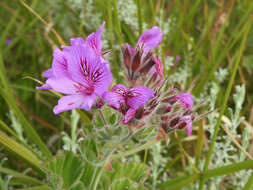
[0,167,43,185]
[0,130,43,175]
[198,18,252,189]
[0,52,52,159]
[158,160,253,189]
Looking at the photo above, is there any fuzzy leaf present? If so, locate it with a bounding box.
[43,151,84,190]
[100,161,149,189]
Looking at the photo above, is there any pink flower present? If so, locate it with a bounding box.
[178,116,192,136]
[149,57,164,83]
[69,21,105,56]
[122,27,163,80]
[103,84,154,123]
[173,93,194,110]
[38,44,112,114]
[137,27,163,54]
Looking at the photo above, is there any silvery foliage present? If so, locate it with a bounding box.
[118,0,138,32]
[8,110,24,141]
[7,110,45,158]
[149,141,170,189]
[215,67,229,83]
[62,110,83,153]
[205,83,250,189]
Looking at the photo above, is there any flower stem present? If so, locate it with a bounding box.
[111,139,158,159]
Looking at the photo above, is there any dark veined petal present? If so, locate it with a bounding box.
[121,108,136,124]
[67,44,112,96]
[127,86,154,110]
[53,93,96,114]
[70,37,85,46]
[86,21,105,56]
[102,84,127,109]
[52,48,69,78]
[137,26,163,53]
[66,44,95,90]
[90,59,113,96]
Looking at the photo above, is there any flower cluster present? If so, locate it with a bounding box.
[38,22,199,137]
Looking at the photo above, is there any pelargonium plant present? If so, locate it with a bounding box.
[37,21,203,189]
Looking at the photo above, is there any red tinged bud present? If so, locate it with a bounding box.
[121,44,132,69]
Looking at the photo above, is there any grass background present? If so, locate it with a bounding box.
[0,0,253,189]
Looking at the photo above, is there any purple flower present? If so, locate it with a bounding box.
[37,21,108,90]
[149,57,164,83]
[38,44,112,114]
[173,93,194,110]
[122,27,163,82]
[137,27,163,54]
[178,116,192,136]
[122,108,137,124]
[125,26,162,57]
[103,84,154,123]
[5,39,12,45]
[69,21,105,56]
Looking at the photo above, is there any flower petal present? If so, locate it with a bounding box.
[36,83,51,90]
[121,108,136,124]
[92,61,113,96]
[52,48,69,78]
[179,116,192,136]
[102,84,127,109]
[127,86,154,109]
[46,77,78,94]
[53,94,86,114]
[42,69,53,78]
[137,27,163,53]
[70,37,85,46]
[173,93,194,110]
[80,94,96,110]
[66,45,95,89]
[86,21,105,55]
[153,57,163,78]
[127,44,135,56]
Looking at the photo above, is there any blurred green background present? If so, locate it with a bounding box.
[0,0,253,189]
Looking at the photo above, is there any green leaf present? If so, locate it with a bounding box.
[157,174,200,189]
[43,151,84,190]
[0,130,43,175]
[109,178,148,190]
[203,160,253,179]
[158,160,253,189]
[16,185,51,190]
[243,173,253,190]
[100,161,149,189]
[0,53,52,159]
[0,166,43,185]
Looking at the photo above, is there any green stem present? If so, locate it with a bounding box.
[111,139,158,159]
[198,18,252,190]
[195,122,203,167]
[243,173,253,190]
[112,0,123,44]
[91,166,104,190]
[90,149,115,190]
[137,0,143,35]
